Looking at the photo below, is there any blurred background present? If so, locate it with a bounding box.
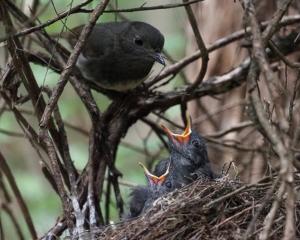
[1,0,299,239]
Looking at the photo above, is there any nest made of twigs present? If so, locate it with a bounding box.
[78,175,300,240]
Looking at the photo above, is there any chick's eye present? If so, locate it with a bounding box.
[134,38,143,46]
[165,181,172,188]
[191,140,200,147]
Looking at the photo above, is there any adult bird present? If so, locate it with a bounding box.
[64,21,165,92]
[127,161,173,219]
[154,115,215,187]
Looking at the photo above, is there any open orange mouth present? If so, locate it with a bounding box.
[161,114,192,144]
[139,162,170,185]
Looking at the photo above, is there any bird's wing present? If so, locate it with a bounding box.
[66,22,122,58]
[128,186,148,218]
[192,162,215,180]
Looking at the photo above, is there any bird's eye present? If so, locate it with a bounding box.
[191,140,200,147]
[134,38,143,46]
[165,181,172,188]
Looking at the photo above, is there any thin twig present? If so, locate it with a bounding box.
[0,152,37,239]
[183,0,209,91]
[39,0,111,128]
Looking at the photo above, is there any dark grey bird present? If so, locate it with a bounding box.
[65,21,165,92]
[127,161,173,219]
[154,115,215,187]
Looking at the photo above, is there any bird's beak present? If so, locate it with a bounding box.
[139,162,170,185]
[153,52,165,66]
[161,114,192,145]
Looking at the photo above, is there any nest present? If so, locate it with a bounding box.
[91,176,300,240]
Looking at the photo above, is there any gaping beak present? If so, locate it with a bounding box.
[153,52,165,66]
[139,162,170,185]
[161,114,192,145]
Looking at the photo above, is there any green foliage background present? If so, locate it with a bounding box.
[0,0,187,238]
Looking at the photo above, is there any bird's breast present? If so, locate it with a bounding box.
[76,52,161,91]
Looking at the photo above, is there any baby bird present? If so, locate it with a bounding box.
[154,115,215,187]
[127,161,173,218]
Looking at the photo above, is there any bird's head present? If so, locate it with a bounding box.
[139,161,172,197]
[161,114,209,168]
[121,21,165,66]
